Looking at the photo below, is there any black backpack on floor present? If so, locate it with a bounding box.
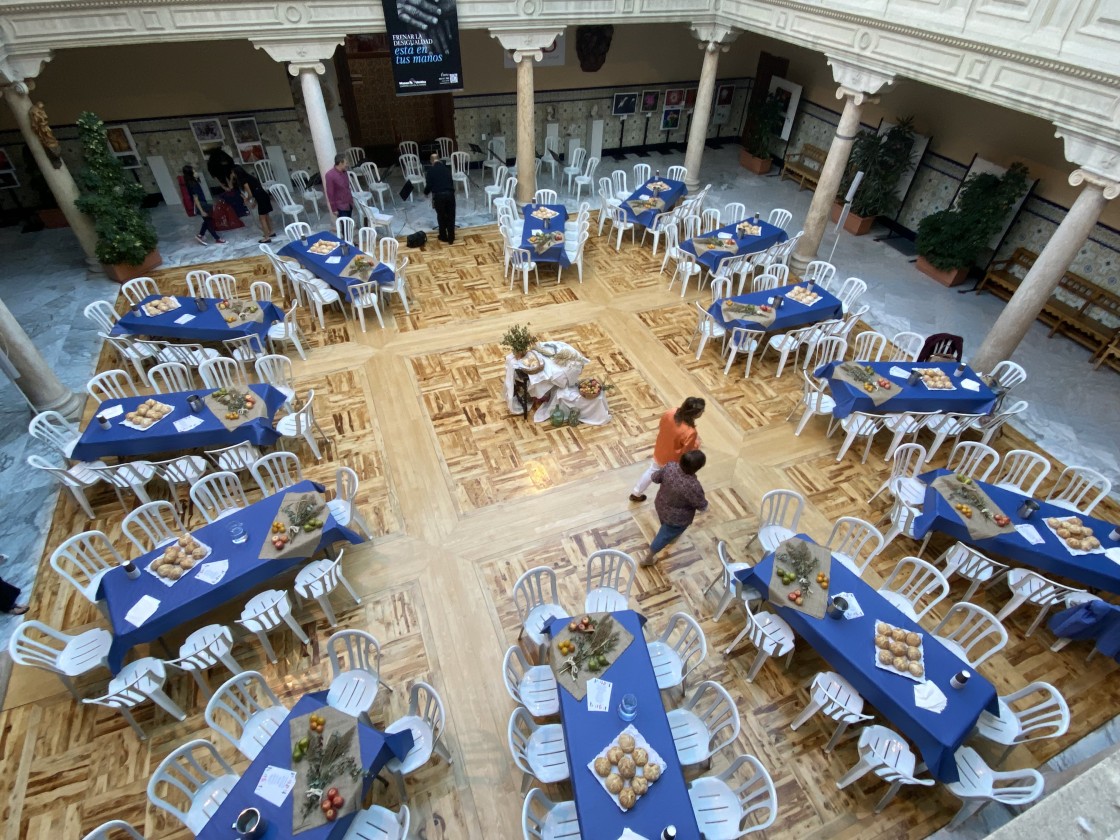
[406,230,427,248]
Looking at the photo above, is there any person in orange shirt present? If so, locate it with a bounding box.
[629,396,705,503]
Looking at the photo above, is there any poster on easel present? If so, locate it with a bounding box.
[229,117,266,163]
[381,0,464,95]
[768,77,802,141]
[189,119,224,156]
[0,147,20,188]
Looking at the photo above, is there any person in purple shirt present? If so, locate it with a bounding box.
[644,450,709,566]
[325,153,353,219]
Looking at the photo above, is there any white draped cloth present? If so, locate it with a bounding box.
[503,340,612,425]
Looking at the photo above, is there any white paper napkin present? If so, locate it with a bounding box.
[173,314,196,324]
[914,681,947,713]
[1015,523,1045,545]
[834,592,863,619]
[100,404,124,419]
[960,378,981,391]
[195,559,228,585]
[1104,547,1120,565]
[173,415,204,433]
[618,831,651,840]
[254,765,297,806]
[888,365,910,379]
[586,678,612,712]
[124,594,160,627]
[326,256,342,264]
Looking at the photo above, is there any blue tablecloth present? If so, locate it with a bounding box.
[1049,601,1120,661]
[71,384,286,461]
[708,282,844,334]
[815,361,999,419]
[520,204,570,267]
[113,295,283,343]
[681,220,788,271]
[197,691,414,840]
[914,468,1120,594]
[278,232,395,300]
[736,537,999,782]
[545,611,701,839]
[621,178,687,227]
[97,480,362,672]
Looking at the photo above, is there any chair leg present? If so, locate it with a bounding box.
[746,649,770,682]
[712,589,735,621]
[434,739,453,763]
[392,768,408,802]
[60,673,81,701]
[945,799,983,831]
[117,706,148,740]
[316,594,339,627]
[836,756,874,789]
[189,669,211,698]
[1025,604,1052,637]
[874,781,902,813]
[703,571,722,596]
[790,698,822,730]
[337,573,361,606]
[256,631,278,663]
[351,511,374,539]
[148,687,188,721]
[218,651,244,675]
[825,720,850,753]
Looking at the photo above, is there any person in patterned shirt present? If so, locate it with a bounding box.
[643,450,709,566]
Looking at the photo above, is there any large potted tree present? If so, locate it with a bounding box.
[833,117,916,235]
[916,162,1030,286]
[739,94,785,175]
[74,111,161,283]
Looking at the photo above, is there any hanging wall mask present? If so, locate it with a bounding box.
[576,25,614,72]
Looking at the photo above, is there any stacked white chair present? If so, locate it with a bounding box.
[254,354,296,404]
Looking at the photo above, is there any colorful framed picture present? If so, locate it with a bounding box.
[664,88,685,108]
[716,84,734,107]
[228,117,265,164]
[685,88,698,109]
[189,118,225,155]
[612,92,638,117]
[660,108,682,132]
[640,90,660,113]
[105,125,141,169]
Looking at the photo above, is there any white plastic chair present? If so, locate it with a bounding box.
[888,331,923,362]
[326,466,374,539]
[147,361,192,394]
[562,147,586,191]
[485,165,509,214]
[383,681,452,801]
[877,556,949,620]
[349,280,386,332]
[584,549,637,612]
[335,214,356,244]
[346,145,367,167]
[121,500,184,554]
[723,327,766,379]
[291,170,324,218]
[790,671,873,752]
[359,162,392,210]
[83,656,187,739]
[254,354,295,404]
[667,679,741,767]
[851,330,887,362]
[399,153,426,197]
[169,623,243,697]
[87,368,139,402]
[879,496,933,556]
[343,804,410,840]
[27,454,102,519]
[87,461,157,508]
[203,441,261,475]
[689,753,778,838]
[997,569,1084,636]
[348,169,371,206]
[573,156,599,202]
[1045,465,1111,514]
[533,188,557,204]
[100,332,156,385]
[84,299,119,333]
[237,589,310,663]
[249,450,303,496]
[205,272,238,300]
[255,159,279,189]
[521,788,581,840]
[378,255,411,313]
[358,225,378,256]
[935,542,1009,603]
[943,746,1043,831]
[668,251,701,297]
[647,611,707,694]
[922,412,989,464]
[724,600,795,679]
[993,449,1051,496]
[867,443,927,508]
[836,725,934,813]
[835,276,867,313]
[326,629,392,720]
[508,706,569,793]
[276,389,329,461]
[50,529,122,606]
[880,410,937,462]
[667,164,688,181]
[296,275,346,331]
[502,644,560,717]
[189,470,248,522]
[198,356,248,390]
[8,620,111,699]
[121,276,158,306]
[985,359,1028,393]
[560,230,589,284]
[28,409,83,458]
[269,182,306,226]
[700,207,721,233]
[932,602,1008,668]
[285,220,312,242]
[398,140,419,157]
[767,208,792,230]
[745,488,804,554]
[294,549,361,627]
[975,681,1069,765]
[833,411,887,464]
[512,566,566,661]
[761,324,818,379]
[689,302,727,361]
[80,821,146,840]
[147,739,239,834]
[705,539,763,622]
[945,441,999,482]
[825,516,884,576]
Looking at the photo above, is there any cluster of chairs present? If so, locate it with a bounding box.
[708,489,1069,825]
[495,196,590,291]
[258,149,395,230]
[506,550,779,838]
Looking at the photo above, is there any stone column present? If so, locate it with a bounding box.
[789,57,893,275]
[972,170,1117,371]
[491,28,564,204]
[0,295,83,420]
[683,25,737,194]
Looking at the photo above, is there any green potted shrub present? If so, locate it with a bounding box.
[500,323,538,359]
[74,111,161,283]
[740,93,785,175]
[916,162,1030,286]
[833,117,916,235]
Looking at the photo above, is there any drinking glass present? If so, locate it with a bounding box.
[228,521,248,545]
[618,693,638,721]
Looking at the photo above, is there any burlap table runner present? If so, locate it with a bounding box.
[527,231,565,255]
[341,256,381,282]
[719,301,777,328]
[832,363,902,406]
[203,389,270,431]
[290,706,364,835]
[768,537,835,619]
[932,474,1016,540]
[220,300,266,330]
[690,236,739,257]
[626,196,665,216]
[548,612,635,701]
[259,490,329,560]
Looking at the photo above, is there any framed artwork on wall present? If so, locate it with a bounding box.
[612,92,638,117]
[768,77,803,142]
[228,117,265,163]
[105,125,141,169]
[0,148,18,188]
[640,90,660,113]
[684,88,698,109]
[716,84,734,106]
[189,118,225,155]
[660,108,682,132]
[664,88,685,108]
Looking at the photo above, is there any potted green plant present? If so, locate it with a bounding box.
[832,117,916,235]
[500,323,538,359]
[740,94,785,175]
[74,111,161,283]
[916,162,1030,286]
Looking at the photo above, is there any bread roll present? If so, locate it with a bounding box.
[906,632,921,647]
[644,762,661,781]
[874,634,889,650]
[594,756,611,777]
[632,776,649,796]
[1057,527,1071,539]
[906,647,922,661]
[889,641,907,657]
[607,747,623,765]
[619,788,636,809]
[908,662,924,677]
[892,656,907,671]
[891,628,907,642]
[618,756,636,779]
[166,566,183,580]
[878,650,893,665]
[618,733,635,753]
[632,748,648,767]
[178,536,191,547]
[876,622,890,635]
[606,774,623,794]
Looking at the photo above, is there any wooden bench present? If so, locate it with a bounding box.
[978,247,1120,361]
[780,144,828,191]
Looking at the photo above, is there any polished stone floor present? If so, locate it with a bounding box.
[1,144,1116,649]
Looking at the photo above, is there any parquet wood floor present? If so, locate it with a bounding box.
[3,222,1117,839]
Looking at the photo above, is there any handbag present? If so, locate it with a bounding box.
[406,230,427,248]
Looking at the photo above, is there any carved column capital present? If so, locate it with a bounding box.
[252,37,345,71]
[490,27,564,59]
[1069,169,1120,201]
[1054,124,1120,187]
[690,23,737,53]
[0,50,53,86]
[835,86,880,108]
[826,55,894,98]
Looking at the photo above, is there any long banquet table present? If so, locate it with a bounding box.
[546,610,701,839]
[278,232,395,299]
[112,295,283,343]
[621,177,687,227]
[97,479,362,672]
[737,536,999,782]
[815,361,999,419]
[520,203,570,267]
[708,282,844,334]
[680,219,788,272]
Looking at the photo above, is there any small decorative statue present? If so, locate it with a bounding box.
[29,100,63,168]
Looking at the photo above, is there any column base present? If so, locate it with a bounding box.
[32,388,86,422]
[84,255,105,278]
[788,251,812,276]
[685,176,700,194]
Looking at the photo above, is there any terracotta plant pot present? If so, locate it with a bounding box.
[830,203,875,235]
[38,208,69,228]
[102,248,163,284]
[739,149,772,175]
[916,255,969,287]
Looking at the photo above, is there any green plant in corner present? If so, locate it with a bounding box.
[839,117,916,219]
[743,93,785,160]
[500,323,538,358]
[74,111,158,265]
[916,162,1030,271]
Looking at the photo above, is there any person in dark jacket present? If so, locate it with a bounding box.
[644,450,709,566]
[183,165,225,246]
[423,152,457,244]
[230,164,275,242]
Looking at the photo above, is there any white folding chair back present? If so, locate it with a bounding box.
[254,354,296,404]
[723,201,746,222]
[790,670,873,752]
[198,356,248,390]
[852,331,887,362]
[878,556,949,620]
[147,361,192,394]
[285,221,312,242]
[50,529,122,605]
[825,516,884,576]
[205,273,238,300]
[237,589,310,662]
[836,276,867,312]
[189,470,248,522]
[534,188,557,204]
[647,611,707,692]
[336,214,356,243]
[250,450,303,495]
[1045,465,1111,514]
[768,208,792,229]
[147,739,239,834]
[943,746,1043,830]
[122,500,184,555]
[667,679,741,766]
[986,359,1028,392]
[203,441,260,474]
[836,725,933,813]
[83,656,187,738]
[666,164,688,181]
[701,207,721,233]
[584,549,637,613]
[748,488,805,553]
[975,681,1069,765]
[932,601,1008,667]
[29,409,81,458]
[87,368,138,402]
[946,441,999,482]
[294,549,361,627]
[512,566,566,653]
[84,299,119,333]
[993,450,1051,496]
[121,276,158,306]
[888,331,923,362]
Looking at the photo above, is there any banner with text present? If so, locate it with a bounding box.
[381,0,464,95]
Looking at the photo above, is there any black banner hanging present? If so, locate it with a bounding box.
[381,0,465,95]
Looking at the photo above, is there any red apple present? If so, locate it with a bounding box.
[325,809,336,821]
[326,788,339,799]
[331,794,344,808]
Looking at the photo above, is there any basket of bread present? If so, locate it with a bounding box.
[587,725,664,811]
[1044,516,1103,553]
[141,296,181,316]
[122,399,174,430]
[873,621,926,682]
[145,535,211,586]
